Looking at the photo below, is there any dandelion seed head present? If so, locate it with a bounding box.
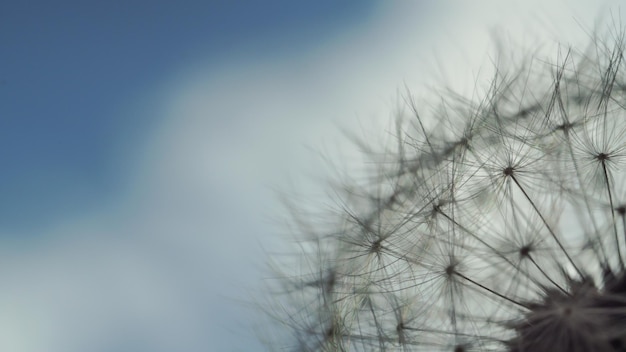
[266,18,626,352]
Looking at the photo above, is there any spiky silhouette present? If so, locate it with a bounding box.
[266,23,626,352]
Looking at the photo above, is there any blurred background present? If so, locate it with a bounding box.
[0,1,622,351]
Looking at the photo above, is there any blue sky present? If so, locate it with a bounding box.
[0,1,622,351]
[0,1,384,351]
[0,1,378,233]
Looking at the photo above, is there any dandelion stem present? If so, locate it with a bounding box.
[509,174,585,279]
[527,254,567,294]
[601,159,625,269]
[562,128,610,266]
[437,209,562,293]
[453,271,529,309]
[622,212,626,254]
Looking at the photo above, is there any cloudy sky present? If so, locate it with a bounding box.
[0,1,623,351]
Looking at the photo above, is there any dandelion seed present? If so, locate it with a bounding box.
[266,22,626,352]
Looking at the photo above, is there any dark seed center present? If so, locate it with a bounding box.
[597,152,610,161]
